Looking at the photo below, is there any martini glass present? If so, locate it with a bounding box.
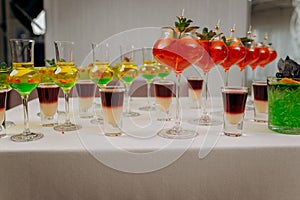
[153,27,203,139]
[221,37,246,86]
[52,41,81,132]
[237,39,260,86]
[89,43,114,124]
[8,39,43,142]
[191,38,228,126]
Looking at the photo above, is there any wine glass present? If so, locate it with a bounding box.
[0,91,7,137]
[89,43,114,124]
[220,37,246,86]
[117,45,140,117]
[153,27,203,139]
[191,38,228,126]
[52,41,81,132]
[139,47,159,111]
[8,39,43,142]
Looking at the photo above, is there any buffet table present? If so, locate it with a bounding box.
[1,97,300,200]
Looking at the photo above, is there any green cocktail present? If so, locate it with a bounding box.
[267,77,300,134]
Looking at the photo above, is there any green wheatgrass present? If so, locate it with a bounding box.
[268,81,300,130]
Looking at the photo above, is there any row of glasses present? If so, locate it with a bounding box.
[153,26,204,139]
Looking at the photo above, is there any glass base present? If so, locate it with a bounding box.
[268,124,300,135]
[11,132,44,142]
[90,117,104,125]
[123,111,140,117]
[157,117,173,122]
[157,127,198,139]
[54,123,82,132]
[189,116,222,126]
[138,105,156,111]
[5,121,16,129]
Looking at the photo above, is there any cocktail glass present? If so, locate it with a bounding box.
[89,43,114,124]
[157,63,171,80]
[8,39,43,142]
[221,37,246,86]
[191,38,228,126]
[52,41,81,132]
[153,27,203,139]
[139,47,159,111]
[118,44,140,117]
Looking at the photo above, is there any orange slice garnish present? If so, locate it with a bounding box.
[279,78,300,84]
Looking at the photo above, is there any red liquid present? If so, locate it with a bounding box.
[154,83,174,98]
[187,78,203,90]
[37,85,59,104]
[0,92,7,109]
[76,82,97,97]
[237,46,260,71]
[259,48,277,68]
[153,37,203,74]
[101,90,124,107]
[221,42,246,72]
[195,40,228,73]
[253,82,268,101]
[250,46,270,70]
[222,90,248,114]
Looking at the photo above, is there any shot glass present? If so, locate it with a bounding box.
[252,81,268,123]
[154,80,175,121]
[222,87,248,137]
[75,80,97,118]
[100,86,125,136]
[37,83,60,127]
[187,77,203,109]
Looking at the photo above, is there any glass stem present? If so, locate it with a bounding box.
[202,72,209,116]
[146,81,151,107]
[225,71,229,86]
[64,90,71,124]
[241,70,245,87]
[125,84,131,113]
[174,73,182,130]
[22,94,31,135]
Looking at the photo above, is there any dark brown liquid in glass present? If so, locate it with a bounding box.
[253,83,268,101]
[0,92,7,109]
[155,83,174,98]
[101,90,124,107]
[37,87,59,104]
[222,91,248,114]
[76,82,96,97]
[188,78,203,90]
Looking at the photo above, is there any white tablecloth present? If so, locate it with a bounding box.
[1,97,300,200]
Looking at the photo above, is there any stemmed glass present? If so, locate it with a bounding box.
[89,43,114,124]
[8,39,43,142]
[237,38,260,86]
[153,27,203,139]
[157,63,171,80]
[0,62,11,137]
[117,45,140,117]
[139,47,159,111]
[52,41,81,131]
[191,36,228,126]
[220,37,246,86]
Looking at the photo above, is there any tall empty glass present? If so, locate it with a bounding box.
[8,39,43,142]
[52,41,81,131]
